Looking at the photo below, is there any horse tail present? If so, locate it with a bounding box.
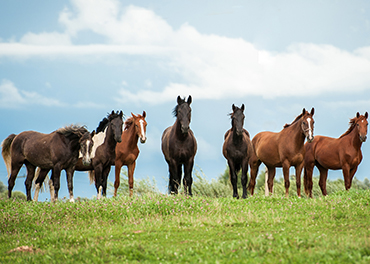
[1,134,17,178]
[88,170,95,184]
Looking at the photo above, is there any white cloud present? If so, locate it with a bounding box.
[0,79,63,108]
[1,0,370,104]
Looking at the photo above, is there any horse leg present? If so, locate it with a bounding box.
[101,165,112,197]
[183,158,194,196]
[34,169,50,201]
[317,164,328,196]
[303,160,315,198]
[282,161,291,197]
[66,168,75,202]
[7,162,23,199]
[342,164,351,190]
[167,160,178,194]
[267,166,276,195]
[114,161,123,197]
[127,162,136,197]
[94,164,103,199]
[52,166,62,202]
[295,162,304,198]
[228,160,239,199]
[241,159,249,199]
[348,166,358,190]
[248,158,261,196]
[25,163,36,201]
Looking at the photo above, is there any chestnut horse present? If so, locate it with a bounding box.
[222,104,253,199]
[248,108,315,197]
[1,125,93,201]
[162,95,197,195]
[304,112,368,197]
[113,111,147,197]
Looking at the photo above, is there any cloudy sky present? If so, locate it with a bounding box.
[1,0,369,200]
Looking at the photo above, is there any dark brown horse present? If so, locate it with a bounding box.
[34,111,124,200]
[248,108,315,197]
[222,104,253,199]
[162,96,197,195]
[113,111,147,197]
[304,112,368,197]
[1,125,93,201]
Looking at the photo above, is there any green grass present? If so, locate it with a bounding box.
[1,190,370,263]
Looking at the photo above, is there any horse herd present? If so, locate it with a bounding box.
[1,95,368,202]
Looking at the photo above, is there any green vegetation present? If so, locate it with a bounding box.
[1,170,370,263]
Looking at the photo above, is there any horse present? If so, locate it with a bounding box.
[304,112,368,197]
[113,111,147,197]
[222,104,253,199]
[33,111,123,200]
[75,110,124,198]
[1,125,93,201]
[161,95,197,195]
[248,108,315,197]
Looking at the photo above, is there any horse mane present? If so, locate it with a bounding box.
[172,98,187,117]
[96,111,124,133]
[124,117,134,130]
[57,125,88,139]
[339,116,358,138]
[283,112,304,129]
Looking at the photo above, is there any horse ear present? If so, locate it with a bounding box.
[310,107,315,116]
[365,112,368,119]
[241,104,245,111]
[357,112,360,118]
[131,112,136,118]
[91,130,95,137]
[187,95,192,105]
[232,104,236,111]
[177,95,182,104]
[119,110,123,118]
[142,111,146,118]
[302,108,306,115]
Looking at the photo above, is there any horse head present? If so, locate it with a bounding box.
[79,130,94,166]
[356,112,368,142]
[301,107,315,143]
[231,104,245,136]
[131,111,147,144]
[175,95,192,134]
[109,110,124,143]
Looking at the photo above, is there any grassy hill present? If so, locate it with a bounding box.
[1,189,370,263]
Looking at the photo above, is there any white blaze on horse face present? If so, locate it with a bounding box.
[91,127,107,158]
[139,119,146,142]
[307,117,313,138]
[79,139,91,160]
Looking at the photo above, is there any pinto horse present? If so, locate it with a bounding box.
[248,108,315,197]
[304,112,368,197]
[222,104,253,199]
[162,95,197,195]
[113,111,147,197]
[1,125,93,201]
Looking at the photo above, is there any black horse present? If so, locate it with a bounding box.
[161,95,197,195]
[222,104,252,199]
[1,125,93,201]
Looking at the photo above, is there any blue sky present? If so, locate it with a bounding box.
[1,0,370,200]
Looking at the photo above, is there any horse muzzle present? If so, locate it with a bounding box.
[140,136,147,144]
[181,126,189,134]
[360,135,367,142]
[82,158,92,166]
[307,136,314,143]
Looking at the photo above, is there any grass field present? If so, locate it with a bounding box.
[1,189,370,263]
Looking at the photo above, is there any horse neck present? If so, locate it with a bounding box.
[283,120,305,147]
[124,124,139,148]
[347,127,363,150]
[105,123,118,150]
[231,125,243,144]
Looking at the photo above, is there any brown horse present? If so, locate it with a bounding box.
[113,111,147,197]
[304,112,368,197]
[162,95,197,195]
[248,108,315,197]
[1,125,93,201]
[34,111,124,200]
[222,104,253,199]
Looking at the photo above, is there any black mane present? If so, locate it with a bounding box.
[57,125,88,139]
[96,111,124,133]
